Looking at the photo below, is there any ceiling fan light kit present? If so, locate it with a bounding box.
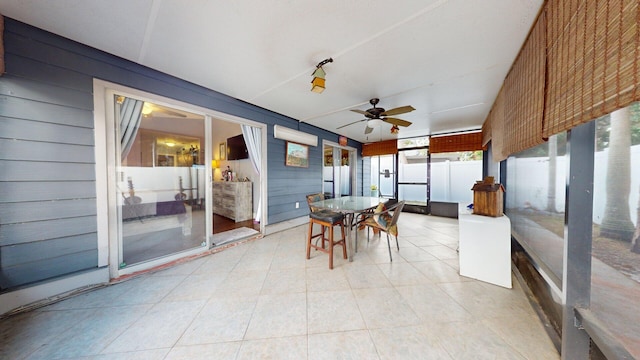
[338,98,415,134]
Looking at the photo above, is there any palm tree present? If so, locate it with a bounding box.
[632,188,640,253]
[600,108,635,240]
[546,135,557,212]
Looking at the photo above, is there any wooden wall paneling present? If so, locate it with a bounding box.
[0,250,97,289]
[0,161,95,181]
[5,52,93,90]
[1,233,97,267]
[0,97,93,128]
[0,117,94,145]
[0,199,97,224]
[0,181,95,202]
[0,77,93,110]
[0,217,98,246]
[0,138,94,163]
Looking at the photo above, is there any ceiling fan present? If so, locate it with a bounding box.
[338,98,415,134]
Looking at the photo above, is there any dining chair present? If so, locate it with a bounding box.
[358,201,405,261]
[306,193,328,249]
[305,193,347,269]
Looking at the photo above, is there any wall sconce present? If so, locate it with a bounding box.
[211,159,219,169]
[311,58,333,93]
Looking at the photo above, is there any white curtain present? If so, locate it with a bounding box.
[119,97,144,161]
[241,125,262,222]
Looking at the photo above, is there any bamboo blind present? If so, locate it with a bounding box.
[481,117,491,146]
[361,139,398,157]
[489,87,506,162]
[429,132,484,154]
[544,0,640,137]
[503,12,546,155]
[484,0,640,159]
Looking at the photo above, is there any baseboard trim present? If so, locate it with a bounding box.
[0,268,109,317]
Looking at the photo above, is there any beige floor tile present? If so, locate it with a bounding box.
[306,267,351,292]
[370,325,453,360]
[165,343,240,360]
[377,262,430,286]
[236,336,307,360]
[344,264,393,289]
[102,300,205,353]
[244,293,307,339]
[396,284,474,323]
[307,330,379,360]
[352,287,421,329]
[177,296,257,345]
[1,212,560,360]
[434,320,528,359]
[307,290,366,334]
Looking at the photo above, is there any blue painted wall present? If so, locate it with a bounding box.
[0,18,362,290]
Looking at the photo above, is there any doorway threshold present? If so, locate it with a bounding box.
[212,227,261,247]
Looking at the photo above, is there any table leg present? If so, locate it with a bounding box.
[346,213,354,261]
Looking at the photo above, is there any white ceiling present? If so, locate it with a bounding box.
[0,0,543,143]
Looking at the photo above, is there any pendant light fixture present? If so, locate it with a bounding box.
[311,58,333,93]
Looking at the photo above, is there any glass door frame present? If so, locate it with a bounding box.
[397,145,430,214]
[96,80,267,279]
[322,140,357,198]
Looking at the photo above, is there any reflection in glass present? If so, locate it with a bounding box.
[590,103,640,356]
[116,95,206,267]
[506,134,566,286]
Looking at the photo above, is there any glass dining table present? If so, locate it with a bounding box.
[309,196,386,261]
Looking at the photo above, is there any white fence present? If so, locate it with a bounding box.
[507,145,640,226]
[430,160,483,203]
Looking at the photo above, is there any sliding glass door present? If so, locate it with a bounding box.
[114,95,207,268]
[370,155,397,199]
[323,143,355,198]
[397,148,429,213]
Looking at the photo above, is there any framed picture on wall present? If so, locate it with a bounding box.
[285,141,309,168]
[219,142,226,160]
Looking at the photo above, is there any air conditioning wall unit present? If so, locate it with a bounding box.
[273,125,318,147]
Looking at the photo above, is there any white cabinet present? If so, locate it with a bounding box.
[212,182,253,222]
[458,204,512,288]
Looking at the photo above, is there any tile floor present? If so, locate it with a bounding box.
[0,213,560,359]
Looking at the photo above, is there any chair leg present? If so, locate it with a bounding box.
[329,224,334,270]
[341,223,347,259]
[306,221,313,260]
[386,233,393,262]
[395,235,399,251]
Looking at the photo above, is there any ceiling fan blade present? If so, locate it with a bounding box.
[383,117,412,127]
[380,105,415,116]
[350,109,372,116]
[364,126,374,134]
[337,119,366,129]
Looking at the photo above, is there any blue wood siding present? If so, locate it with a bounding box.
[0,18,361,290]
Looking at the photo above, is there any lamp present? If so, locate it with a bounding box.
[211,159,219,169]
[311,58,333,93]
